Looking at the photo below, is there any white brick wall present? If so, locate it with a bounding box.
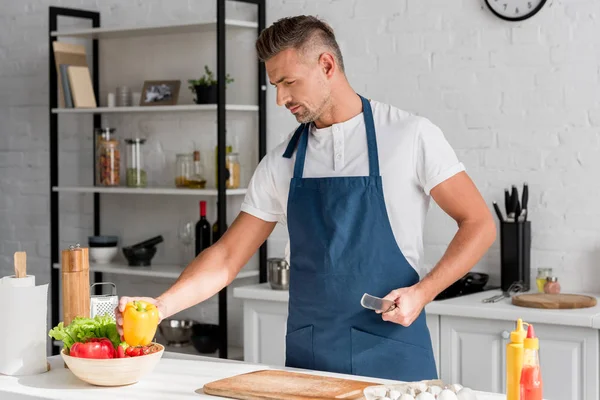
[1,0,599,355]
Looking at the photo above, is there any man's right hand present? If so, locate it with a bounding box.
[115,296,166,339]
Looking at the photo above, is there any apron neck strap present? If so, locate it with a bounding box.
[282,95,380,178]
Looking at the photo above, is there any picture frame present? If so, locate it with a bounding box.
[139,80,181,106]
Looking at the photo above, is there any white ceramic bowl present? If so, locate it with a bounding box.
[89,246,118,264]
[60,343,164,386]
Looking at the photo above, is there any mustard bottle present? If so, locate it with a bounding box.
[507,318,527,400]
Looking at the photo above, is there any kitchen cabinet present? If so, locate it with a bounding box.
[440,315,599,400]
[242,298,288,366]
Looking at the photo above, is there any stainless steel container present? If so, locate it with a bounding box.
[267,258,290,290]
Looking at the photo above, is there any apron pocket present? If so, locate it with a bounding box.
[351,327,436,381]
[285,325,314,370]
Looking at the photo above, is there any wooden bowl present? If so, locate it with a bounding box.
[60,343,164,386]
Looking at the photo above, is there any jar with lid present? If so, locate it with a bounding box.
[124,138,147,188]
[544,276,561,294]
[187,150,206,189]
[536,268,552,293]
[95,128,120,186]
[175,153,193,188]
[225,152,241,189]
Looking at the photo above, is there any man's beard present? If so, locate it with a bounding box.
[293,94,331,124]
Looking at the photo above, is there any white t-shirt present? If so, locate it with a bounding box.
[241,99,465,279]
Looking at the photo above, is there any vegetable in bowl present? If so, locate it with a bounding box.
[48,314,159,359]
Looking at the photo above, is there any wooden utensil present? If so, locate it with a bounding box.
[202,369,380,400]
[512,293,597,309]
[13,251,26,278]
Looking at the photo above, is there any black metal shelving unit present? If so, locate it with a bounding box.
[48,0,267,359]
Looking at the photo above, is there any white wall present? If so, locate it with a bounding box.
[0,0,599,353]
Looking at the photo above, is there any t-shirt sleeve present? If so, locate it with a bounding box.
[415,118,466,195]
[240,153,284,223]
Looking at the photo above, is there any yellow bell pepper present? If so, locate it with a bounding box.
[122,300,159,346]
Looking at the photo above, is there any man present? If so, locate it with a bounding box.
[116,15,496,381]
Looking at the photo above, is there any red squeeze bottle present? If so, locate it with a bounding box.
[520,324,543,400]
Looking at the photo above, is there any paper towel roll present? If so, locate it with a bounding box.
[0,275,48,376]
[0,275,35,287]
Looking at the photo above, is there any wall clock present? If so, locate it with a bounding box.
[485,0,547,21]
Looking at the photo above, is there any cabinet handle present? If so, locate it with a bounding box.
[501,330,510,339]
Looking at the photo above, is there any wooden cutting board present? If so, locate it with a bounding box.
[201,369,379,400]
[512,293,597,309]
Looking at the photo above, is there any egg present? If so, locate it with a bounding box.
[415,392,435,400]
[389,389,402,400]
[456,387,478,400]
[427,385,443,396]
[437,389,459,400]
[447,383,463,393]
[415,383,428,393]
[370,387,389,398]
[398,394,415,400]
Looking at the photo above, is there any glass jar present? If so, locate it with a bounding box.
[124,138,147,188]
[175,153,193,188]
[225,152,241,189]
[536,268,552,293]
[95,129,120,186]
[544,276,561,294]
[187,150,207,189]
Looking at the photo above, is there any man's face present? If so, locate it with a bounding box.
[266,48,331,124]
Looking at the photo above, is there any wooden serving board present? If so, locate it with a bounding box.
[201,369,379,400]
[512,293,597,309]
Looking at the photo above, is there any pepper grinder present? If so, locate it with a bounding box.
[61,243,90,326]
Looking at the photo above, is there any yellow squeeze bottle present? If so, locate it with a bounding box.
[507,318,527,400]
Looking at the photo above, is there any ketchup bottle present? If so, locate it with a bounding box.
[520,324,543,400]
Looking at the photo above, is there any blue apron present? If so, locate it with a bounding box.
[281,95,437,382]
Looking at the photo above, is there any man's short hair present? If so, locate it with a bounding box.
[255,15,345,73]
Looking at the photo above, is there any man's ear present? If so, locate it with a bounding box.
[318,52,336,79]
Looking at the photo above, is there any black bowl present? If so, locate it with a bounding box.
[122,245,157,266]
[88,235,119,248]
[191,323,220,354]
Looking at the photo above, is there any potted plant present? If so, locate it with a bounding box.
[188,65,234,104]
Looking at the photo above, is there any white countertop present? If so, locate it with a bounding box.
[233,283,600,329]
[0,351,506,400]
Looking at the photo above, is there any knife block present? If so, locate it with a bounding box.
[500,220,531,292]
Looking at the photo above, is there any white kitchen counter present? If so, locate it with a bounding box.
[233,283,600,328]
[0,351,506,400]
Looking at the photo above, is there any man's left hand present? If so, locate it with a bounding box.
[376,284,430,327]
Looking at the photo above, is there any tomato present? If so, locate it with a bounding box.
[70,338,115,359]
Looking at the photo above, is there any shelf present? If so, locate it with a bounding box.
[50,19,258,39]
[52,104,259,114]
[52,262,259,280]
[52,186,247,196]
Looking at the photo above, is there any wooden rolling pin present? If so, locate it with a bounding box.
[61,244,90,325]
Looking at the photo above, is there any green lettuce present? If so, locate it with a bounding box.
[48,314,122,353]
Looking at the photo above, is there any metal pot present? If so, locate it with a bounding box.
[267,258,289,290]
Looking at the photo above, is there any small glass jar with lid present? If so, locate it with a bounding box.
[175,153,193,188]
[95,127,120,186]
[124,138,147,188]
[536,268,553,293]
[225,152,241,189]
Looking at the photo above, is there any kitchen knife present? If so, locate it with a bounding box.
[510,185,520,216]
[504,189,511,215]
[521,183,528,220]
[360,293,396,313]
[492,201,504,222]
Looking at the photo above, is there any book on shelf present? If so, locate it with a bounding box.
[52,41,97,108]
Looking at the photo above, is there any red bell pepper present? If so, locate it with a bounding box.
[70,338,115,359]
